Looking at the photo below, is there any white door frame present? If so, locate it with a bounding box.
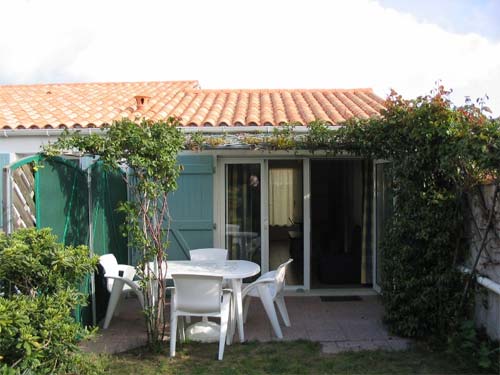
[215,156,310,290]
[215,154,379,294]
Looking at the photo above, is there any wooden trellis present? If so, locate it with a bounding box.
[11,163,36,230]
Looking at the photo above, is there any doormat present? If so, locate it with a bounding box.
[320,296,362,302]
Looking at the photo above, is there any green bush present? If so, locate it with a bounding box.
[0,228,100,374]
[335,88,500,339]
[448,320,499,373]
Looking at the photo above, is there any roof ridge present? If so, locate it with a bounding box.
[0,80,200,88]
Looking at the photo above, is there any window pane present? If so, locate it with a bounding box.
[225,164,261,266]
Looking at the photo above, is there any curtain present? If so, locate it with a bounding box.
[269,168,303,226]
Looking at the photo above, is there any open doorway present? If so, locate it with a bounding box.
[310,159,369,288]
[268,160,304,286]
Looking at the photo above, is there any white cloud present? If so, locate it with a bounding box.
[0,0,499,116]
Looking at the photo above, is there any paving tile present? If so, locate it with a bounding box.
[335,339,391,352]
[280,325,309,341]
[321,342,343,354]
[81,294,413,354]
[387,338,412,351]
[307,326,346,342]
[340,320,390,341]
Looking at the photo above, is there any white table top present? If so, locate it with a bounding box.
[165,260,260,280]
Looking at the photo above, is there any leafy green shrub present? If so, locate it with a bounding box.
[303,119,335,150]
[448,321,499,372]
[0,228,99,374]
[0,228,97,296]
[46,117,186,349]
[335,87,500,339]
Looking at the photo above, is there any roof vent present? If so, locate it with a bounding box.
[134,95,151,110]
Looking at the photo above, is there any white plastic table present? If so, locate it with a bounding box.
[165,260,260,342]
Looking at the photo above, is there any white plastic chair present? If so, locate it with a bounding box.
[188,248,229,324]
[99,254,144,329]
[189,248,228,261]
[242,258,293,339]
[169,274,233,360]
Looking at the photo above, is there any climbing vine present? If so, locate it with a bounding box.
[180,86,500,346]
[336,88,500,342]
[201,87,498,354]
[45,117,185,350]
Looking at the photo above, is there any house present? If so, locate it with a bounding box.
[0,80,392,295]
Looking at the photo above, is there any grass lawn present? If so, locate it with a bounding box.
[100,340,492,374]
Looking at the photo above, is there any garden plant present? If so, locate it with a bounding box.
[47,117,185,350]
[0,228,99,374]
[41,87,499,371]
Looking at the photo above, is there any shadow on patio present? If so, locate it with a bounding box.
[81,295,411,355]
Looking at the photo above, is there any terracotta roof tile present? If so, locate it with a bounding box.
[0,82,384,129]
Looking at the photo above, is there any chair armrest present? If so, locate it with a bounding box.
[117,264,137,279]
[241,277,275,297]
[260,270,277,280]
[105,274,141,293]
[252,277,276,284]
[105,274,144,308]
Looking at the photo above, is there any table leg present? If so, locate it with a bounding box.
[231,278,245,342]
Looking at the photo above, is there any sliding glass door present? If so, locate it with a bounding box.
[221,158,307,289]
[225,162,263,267]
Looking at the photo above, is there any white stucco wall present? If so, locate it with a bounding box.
[468,184,500,340]
[1,131,70,154]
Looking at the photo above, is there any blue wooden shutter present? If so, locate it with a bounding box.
[167,155,214,260]
[0,154,12,230]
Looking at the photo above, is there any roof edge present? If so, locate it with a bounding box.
[0,79,200,89]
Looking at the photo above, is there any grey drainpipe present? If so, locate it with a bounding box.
[460,266,500,296]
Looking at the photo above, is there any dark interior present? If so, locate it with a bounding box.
[310,159,363,287]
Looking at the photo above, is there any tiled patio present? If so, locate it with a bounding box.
[82,295,411,355]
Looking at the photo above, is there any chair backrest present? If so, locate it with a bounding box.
[189,248,228,262]
[172,274,224,314]
[226,224,240,233]
[275,258,293,295]
[99,254,119,292]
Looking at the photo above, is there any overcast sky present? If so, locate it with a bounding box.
[1,0,499,116]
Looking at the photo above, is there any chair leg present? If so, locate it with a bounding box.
[243,296,251,323]
[257,285,283,339]
[114,294,124,317]
[219,299,230,360]
[179,316,186,343]
[170,314,178,357]
[227,294,235,346]
[103,281,124,329]
[275,295,291,327]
